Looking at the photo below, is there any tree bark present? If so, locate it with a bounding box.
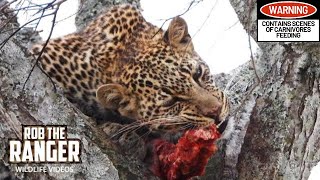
[217,0,320,179]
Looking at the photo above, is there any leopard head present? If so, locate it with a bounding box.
[96,16,229,133]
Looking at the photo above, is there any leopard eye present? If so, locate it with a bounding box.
[163,97,178,107]
[162,97,184,107]
[193,65,202,81]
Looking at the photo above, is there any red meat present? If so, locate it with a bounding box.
[150,124,221,180]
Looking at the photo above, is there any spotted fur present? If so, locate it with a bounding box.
[31,4,229,133]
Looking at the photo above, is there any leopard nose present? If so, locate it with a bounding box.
[204,105,222,117]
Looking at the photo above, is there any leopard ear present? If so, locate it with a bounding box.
[96,84,138,117]
[164,16,193,50]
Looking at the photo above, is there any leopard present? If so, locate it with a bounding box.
[31,4,230,153]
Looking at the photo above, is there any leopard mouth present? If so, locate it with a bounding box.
[206,114,228,134]
[207,114,220,123]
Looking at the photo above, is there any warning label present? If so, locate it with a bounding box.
[257,1,320,42]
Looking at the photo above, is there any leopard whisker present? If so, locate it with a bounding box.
[177,123,194,131]
[110,123,142,139]
[141,116,192,130]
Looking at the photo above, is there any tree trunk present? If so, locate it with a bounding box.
[217,0,320,179]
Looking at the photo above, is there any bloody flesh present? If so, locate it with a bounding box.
[150,124,221,180]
